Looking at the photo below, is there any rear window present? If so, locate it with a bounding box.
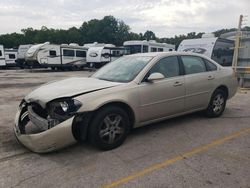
[9,54,16,59]
[204,59,217,71]
[49,50,56,56]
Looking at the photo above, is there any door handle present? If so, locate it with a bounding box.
[173,81,183,86]
[207,75,215,80]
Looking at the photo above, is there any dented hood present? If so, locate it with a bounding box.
[25,77,122,107]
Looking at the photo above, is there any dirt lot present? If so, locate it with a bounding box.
[0,69,250,188]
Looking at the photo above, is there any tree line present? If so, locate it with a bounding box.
[0,15,249,49]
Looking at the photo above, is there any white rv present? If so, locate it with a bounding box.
[0,45,5,67]
[123,40,175,55]
[83,42,107,48]
[4,49,18,67]
[178,35,234,66]
[25,42,88,70]
[86,44,124,68]
[16,44,33,68]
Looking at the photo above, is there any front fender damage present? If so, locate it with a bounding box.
[14,107,77,153]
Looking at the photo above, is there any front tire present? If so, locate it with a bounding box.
[89,106,130,150]
[205,89,227,118]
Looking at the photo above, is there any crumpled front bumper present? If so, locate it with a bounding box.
[14,108,77,153]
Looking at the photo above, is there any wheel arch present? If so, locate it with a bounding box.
[96,101,136,130]
[72,100,136,141]
[214,85,229,99]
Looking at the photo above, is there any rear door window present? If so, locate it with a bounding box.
[181,56,207,75]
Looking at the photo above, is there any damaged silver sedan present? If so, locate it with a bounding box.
[14,52,238,153]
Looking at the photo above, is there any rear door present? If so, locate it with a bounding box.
[180,55,216,111]
[138,56,185,122]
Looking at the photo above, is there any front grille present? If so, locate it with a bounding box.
[30,103,48,118]
[28,106,48,131]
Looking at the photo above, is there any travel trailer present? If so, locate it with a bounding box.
[16,44,33,68]
[86,44,124,68]
[123,40,175,55]
[0,45,5,67]
[25,42,88,70]
[4,49,18,67]
[83,42,107,48]
[0,46,18,68]
[177,34,234,66]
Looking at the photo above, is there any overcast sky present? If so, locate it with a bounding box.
[0,0,249,37]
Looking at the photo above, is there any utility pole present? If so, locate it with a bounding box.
[232,15,243,71]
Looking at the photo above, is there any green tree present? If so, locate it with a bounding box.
[143,30,156,40]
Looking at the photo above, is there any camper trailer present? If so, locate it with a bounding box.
[0,47,18,68]
[123,40,175,55]
[83,42,107,48]
[16,44,33,68]
[86,44,124,68]
[4,49,18,67]
[177,35,234,66]
[0,45,5,67]
[25,42,88,70]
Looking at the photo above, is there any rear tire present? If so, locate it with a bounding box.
[88,106,130,150]
[205,89,227,118]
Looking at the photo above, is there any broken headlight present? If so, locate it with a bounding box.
[49,98,82,116]
[47,98,82,128]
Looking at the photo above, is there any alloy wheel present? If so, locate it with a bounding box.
[212,94,225,114]
[99,114,125,144]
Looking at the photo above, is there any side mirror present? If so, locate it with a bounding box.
[147,72,165,82]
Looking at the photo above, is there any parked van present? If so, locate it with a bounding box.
[25,42,88,70]
[178,34,234,66]
[123,40,175,55]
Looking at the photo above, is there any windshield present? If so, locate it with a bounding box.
[92,56,152,83]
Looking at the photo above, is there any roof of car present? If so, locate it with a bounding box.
[127,51,209,58]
